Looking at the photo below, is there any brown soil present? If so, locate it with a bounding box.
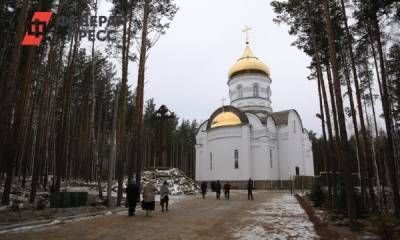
[295,194,340,239]
[0,191,292,240]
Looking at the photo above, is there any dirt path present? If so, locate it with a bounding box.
[0,191,318,240]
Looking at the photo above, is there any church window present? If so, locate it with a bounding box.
[295,166,300,176]
[234,150,239,169]
[210,152,213,170]
[269,149,273,168]
[237,85,243,98]
[253,83,259,97]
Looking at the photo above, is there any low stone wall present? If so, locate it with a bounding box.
[204,176,314,190]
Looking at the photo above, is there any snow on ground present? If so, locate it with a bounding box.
[232,194,319,240]
[0,210,114,234]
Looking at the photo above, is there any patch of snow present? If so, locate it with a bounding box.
[232,194,319,240]
[51,220,61,225]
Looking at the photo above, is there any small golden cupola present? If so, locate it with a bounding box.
[228,43,271,79]
[210,111,242,128]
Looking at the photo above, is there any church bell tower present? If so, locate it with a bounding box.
[227,27,272,114]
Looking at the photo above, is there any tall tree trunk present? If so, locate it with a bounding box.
[342,51,368,209]
[107,87,119,205]
[1,0,30,205]
[90,0,102,200]
[323,0,356,226]
[306,4,333,201]
[368,30,383,99]
[366,61,387,210]
[116,1,133,205]
[56,23,80,192]
[325,62,340,198]
[371,12,400,218]
[30,1,64,201]
[340,0,377,211]
[133,0,150,186]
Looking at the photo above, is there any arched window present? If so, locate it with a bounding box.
[267,86,271,98]
[237,85,243,98]
[253,83,259,97]
[234,149,239,169]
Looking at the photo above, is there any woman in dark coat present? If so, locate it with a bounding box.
[125,179,140,216]
[247,178,254,200]
[215,180,222,199]
[201,181,207,199]
[223,182,231,200]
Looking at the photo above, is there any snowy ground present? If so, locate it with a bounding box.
[232,194,318,240]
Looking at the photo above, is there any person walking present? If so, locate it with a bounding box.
[160,181,170,212]
[247,178,254,200]
[215,180,221,199]
[125,178,140,217]
[223,182,231,200]
[142,180,157,216]
[201,181,207,199]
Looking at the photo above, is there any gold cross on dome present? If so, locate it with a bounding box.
[242,25,252,44]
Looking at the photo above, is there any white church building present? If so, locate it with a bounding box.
[195,41,314,189]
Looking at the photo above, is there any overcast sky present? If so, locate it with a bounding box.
[99,0,322,134]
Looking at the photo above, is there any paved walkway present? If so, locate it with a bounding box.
[0,191,318,240]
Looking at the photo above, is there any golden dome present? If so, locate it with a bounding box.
[228,44,271,78]
[210,111,242,128]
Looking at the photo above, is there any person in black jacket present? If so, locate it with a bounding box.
[223,182,231,200]
[215,180,222,199]
[247,178,254,200]
[201,181,207,199]
[125,179,140,216]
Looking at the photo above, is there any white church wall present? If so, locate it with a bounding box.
[248,113,272,180]
[196,125,252,181]
[251,144,268,180]
[246,113,263,130]
[247,113,280,181]
[302,131,314,176]
[277,110,308,180]
[251,141,279,180]
[266,116,276,134]
[267,116,279,180]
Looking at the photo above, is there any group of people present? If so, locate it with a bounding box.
[125,179,170,217]
[125,178,255,217]
[200,178,255,200]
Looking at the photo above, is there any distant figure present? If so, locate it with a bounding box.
[215,180,222,199]
[201,181,207,199]
[223,182,231,200]
[247,178,254,200]
[125,179,140,217]
[142,180,157,216]
[160,181,170,212]
[210,181,214,192]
